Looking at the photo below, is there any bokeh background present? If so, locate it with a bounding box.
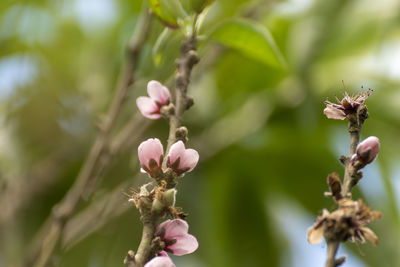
[1,0,400,266]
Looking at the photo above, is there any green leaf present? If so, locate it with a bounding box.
[148,0,187,28]
[210,19,286,69]
[180,0,215,13]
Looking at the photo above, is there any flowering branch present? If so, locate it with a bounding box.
[125,20,200,267]
[308,91,382,267]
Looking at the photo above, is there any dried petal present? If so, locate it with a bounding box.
[307,226,324,244]
[360,227,378,246]
[324,106,346,120]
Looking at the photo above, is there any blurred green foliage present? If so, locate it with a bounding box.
[1,0,400,266]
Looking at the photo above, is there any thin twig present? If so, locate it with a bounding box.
[325,241,339,267]
[24,8,152,267]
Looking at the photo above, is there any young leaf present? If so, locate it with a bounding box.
[180,0,215,14]
[148,0,186,29]
[210,19,286,69]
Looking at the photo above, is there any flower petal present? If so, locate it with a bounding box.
[157,219,189,238]
[147,80,171,105]
[323,107,346,120]
[180,148,199,172]
[138,138,164,169]
[144,252,175,267]
[307,226,323,244]
[167,141,186,167]
[169,233,199,256]
[360,227,378,246]
[136,96,161,119]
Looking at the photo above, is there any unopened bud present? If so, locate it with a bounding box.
[356,136,380,164]
[163,189,177,207]
[152,198,165,214]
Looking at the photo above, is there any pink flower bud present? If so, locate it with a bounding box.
[147,80,171,106]
[356,136,380,164]
[144,251,175,267]
[138,138,164,177]
[136,81,171,119]
[167,141,199,176]
[155,219,199,256]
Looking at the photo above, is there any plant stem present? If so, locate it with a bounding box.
[324,112,364,267]
[325,241,340,267]
[342,116,361,197]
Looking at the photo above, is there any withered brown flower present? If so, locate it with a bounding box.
[307,199,382,246]
[323,90,371,120]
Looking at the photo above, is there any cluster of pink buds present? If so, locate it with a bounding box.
[136,80,171,119]
[138,138,199,178]
[137,81,199,178]
[135,81,199,267]
[351,136,380,168]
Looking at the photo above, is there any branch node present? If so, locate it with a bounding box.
[185,96,194,110]
[124,250,136,265]
[175,127,188,143]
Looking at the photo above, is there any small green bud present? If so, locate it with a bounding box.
[151,198,165,214]
[163,189,177,207]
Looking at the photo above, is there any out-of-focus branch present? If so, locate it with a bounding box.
[24,8,153,267]
[0,149,77,227]
[62,179,134,249]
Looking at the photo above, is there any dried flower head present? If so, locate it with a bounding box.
[323,90,372,120]
[307,199,382,246]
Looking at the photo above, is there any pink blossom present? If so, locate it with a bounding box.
[167,141,199,176]
[137,80,171,119]
[144,251,175,267]
[156,219,199,256]
[356,136,380,164]
[138,138,164,177]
